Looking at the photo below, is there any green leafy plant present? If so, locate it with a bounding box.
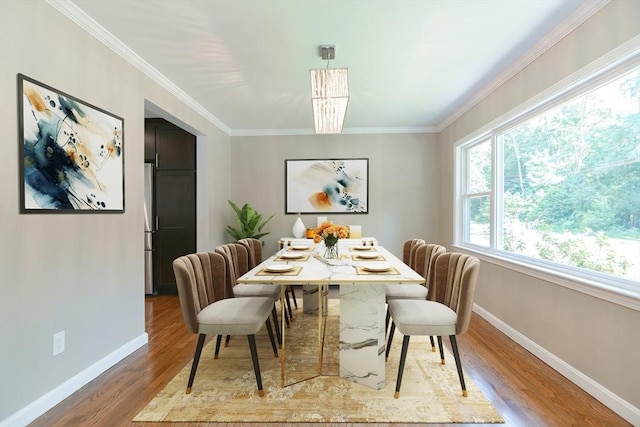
[225,200,274,243]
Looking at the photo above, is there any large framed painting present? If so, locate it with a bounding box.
[18,74,124,213]
[285,158,368,214]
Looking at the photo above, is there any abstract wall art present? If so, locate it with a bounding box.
[18,74,124,212]
[285,158,368,214]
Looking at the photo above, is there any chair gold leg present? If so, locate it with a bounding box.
[280,285,287,387]
[463,390,468,397]
[317,284,325,374]
[394,391,400,399]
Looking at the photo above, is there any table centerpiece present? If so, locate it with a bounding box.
[313,221,349,259]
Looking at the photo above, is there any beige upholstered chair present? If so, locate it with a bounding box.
[385,239,425,332]
[215,243,283,344]
[386,252,480,398]
[172,252,278,397]
[238,237,297,323]
[402,238,425,267]
[238,237,263,268]
[385,243,446,347]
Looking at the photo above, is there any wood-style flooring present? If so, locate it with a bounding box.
[30,288,630,427]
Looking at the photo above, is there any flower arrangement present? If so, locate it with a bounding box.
[313,222,349,258]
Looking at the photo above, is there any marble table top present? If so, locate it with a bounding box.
[237,243,425,286]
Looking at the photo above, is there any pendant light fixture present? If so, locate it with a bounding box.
[310,45,349,134]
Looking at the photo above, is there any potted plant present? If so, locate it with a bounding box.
[225,200,274,244]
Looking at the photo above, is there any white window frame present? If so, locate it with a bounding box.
[453,45,640,311]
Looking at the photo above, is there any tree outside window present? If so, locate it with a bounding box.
[461,66,639,285]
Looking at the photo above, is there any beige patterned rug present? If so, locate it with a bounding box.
[133,300,503,423]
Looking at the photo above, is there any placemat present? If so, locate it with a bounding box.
[256,266,303,276]
[349,246,377,252]
[352,255,386,261]
[286,246,314,252]
[355,266,400,275]
[275,254,310,261]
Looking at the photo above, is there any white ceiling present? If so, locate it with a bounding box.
[57,0,601,136]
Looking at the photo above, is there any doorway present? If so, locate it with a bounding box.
[144,118,197,295]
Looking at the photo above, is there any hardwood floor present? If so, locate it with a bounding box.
[30,289,629,427]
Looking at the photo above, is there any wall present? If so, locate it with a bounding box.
[438,0,640,421]
[229,133,440,257]
[0,0,230,422]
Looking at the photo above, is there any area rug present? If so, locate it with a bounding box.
[133,300,504,423]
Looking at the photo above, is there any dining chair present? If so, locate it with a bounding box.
[385,252,480,398]
[385,239,425,333]
[385,242,446,347]
[402,238,426,266]
[172,251,278,397]
[238,237,297,323]
[215,243,283,345]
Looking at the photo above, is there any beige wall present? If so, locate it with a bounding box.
[438,0,640,415]
[229,133,440,257]
[0,0,230,421]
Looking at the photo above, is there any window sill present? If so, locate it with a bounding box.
[452,244,640,311]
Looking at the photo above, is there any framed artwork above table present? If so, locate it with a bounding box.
[285,158,368,214]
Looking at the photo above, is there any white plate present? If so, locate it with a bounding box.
[290,245,312,251]
[355,253,380,259]
[352,246,373,251]
[363,263,391,272]
[280,253,304,259]
[265,264,294,273]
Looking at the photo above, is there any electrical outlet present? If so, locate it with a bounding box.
[53,331,65,356]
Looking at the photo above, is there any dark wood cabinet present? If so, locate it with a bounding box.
[145,118,196,295]
[155,170,196,294]
[144,121,156,163]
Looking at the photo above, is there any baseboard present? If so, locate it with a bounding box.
[0,333,148,427]
[473,304,640,426]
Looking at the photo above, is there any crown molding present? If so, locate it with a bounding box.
[230,125,437,137]
[436,0,611,132]
[46,0,233,136]
[453,36,639,149]
[342,126,438,135]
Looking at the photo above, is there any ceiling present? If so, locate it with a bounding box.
[57,0,597,136]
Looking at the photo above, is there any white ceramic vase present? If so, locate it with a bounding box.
[292,215,306,238]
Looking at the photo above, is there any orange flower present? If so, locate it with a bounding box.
[313,222,349,245]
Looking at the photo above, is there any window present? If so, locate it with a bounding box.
[458,64,640,295]
[463,140,492,247]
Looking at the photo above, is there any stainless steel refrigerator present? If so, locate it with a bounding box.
[144,163,156,294]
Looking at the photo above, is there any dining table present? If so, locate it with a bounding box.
[279,237,378,315]
[236,240,425,390]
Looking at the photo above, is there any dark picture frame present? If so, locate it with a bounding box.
[285,158,368,214]
[18,74,124,213]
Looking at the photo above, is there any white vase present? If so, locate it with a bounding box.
[292,215,306,238]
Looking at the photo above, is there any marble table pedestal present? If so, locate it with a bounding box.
[338,284,386,390]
